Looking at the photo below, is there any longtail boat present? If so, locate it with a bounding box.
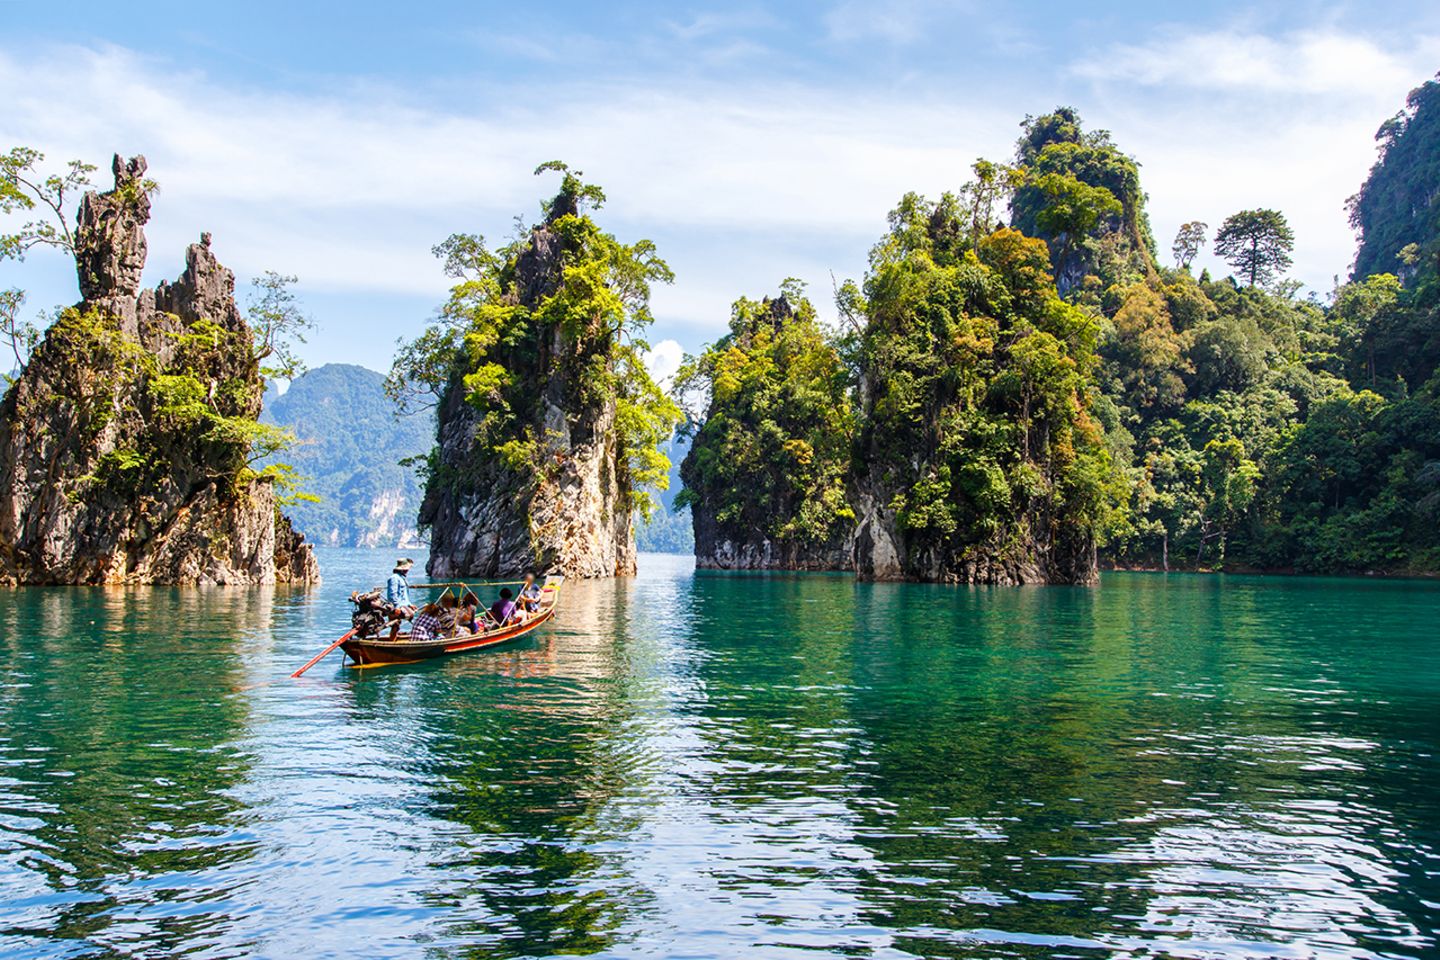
[343,574,563,668]
[288,575,565,676]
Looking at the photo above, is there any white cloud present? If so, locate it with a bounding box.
[0,43,1012,358]
[1072,27,1440,99]
[824,0,973,45]
[2,26,1436,369]
[643,339,685,387]
[1070,27,1440,289]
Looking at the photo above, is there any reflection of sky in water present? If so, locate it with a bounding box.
[0,550,1437,958]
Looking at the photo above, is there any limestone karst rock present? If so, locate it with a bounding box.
[690,506,853,572]
[420,188,641,580]
[678,293,855,572]
[0,154,319,585]
[850,487,1098,585]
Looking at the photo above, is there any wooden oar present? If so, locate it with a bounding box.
[291,628,357,679]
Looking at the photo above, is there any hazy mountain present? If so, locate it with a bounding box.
[262,364,432,548]
[636,433,694,555]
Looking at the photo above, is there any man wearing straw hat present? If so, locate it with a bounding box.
[384,558,417,639]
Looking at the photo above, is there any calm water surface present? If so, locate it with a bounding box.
[1,550,1437,958]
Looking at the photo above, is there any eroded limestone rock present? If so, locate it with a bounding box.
[421,211,635,580]
[0,154,319,586]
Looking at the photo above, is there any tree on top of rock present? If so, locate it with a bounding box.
[1213,209,1295,289]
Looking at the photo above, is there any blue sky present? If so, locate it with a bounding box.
[4,1,1440,381]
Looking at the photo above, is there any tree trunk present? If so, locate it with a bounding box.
[1162,530,1169,572]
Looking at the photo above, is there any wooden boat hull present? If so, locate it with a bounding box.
[340,607,554,667]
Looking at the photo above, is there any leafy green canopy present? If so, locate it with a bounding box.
[391,164,680,518]
[857,190,1126,549]
[674,281,855,546]
[1213,209,1295,289]
[1349,72,1440,281]
[1002,103,1440,575]
[1010,108,1156,295]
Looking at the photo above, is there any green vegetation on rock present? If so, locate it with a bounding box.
[0,151,317,584]
[672,88,1440,580]
[850,192,1125,581]
[393,163,681,577]
[675,283,855,565]
[1349,72,1440,281]
[1010,107,1156,297]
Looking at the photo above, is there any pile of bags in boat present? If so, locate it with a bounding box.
[348,589,395,638]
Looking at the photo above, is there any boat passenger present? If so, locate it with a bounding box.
[436,593,460,636]
[489,588,519,627]
[518,573,543,613]
[410,602,443,642]
[384,558,417,639]
[458,592,482,633]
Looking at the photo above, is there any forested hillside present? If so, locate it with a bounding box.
[1091,74,1440,573]
[673,73,1440,577]
[262,364,430,548]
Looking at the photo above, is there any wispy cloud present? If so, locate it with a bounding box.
[2,22,1435,372]
[0,43,1011,338]
[663,9,780,42]
[1072,27,1440,99]
[824,0,973,45]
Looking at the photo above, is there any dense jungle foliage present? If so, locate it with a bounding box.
[676,76,1440,575]
[852,195,1124,566]
[674,284,856,553]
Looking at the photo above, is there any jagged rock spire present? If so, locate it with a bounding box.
[0,151,319,586]
[74,154,152,304]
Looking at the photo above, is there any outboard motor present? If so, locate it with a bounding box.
[349,588,396,639]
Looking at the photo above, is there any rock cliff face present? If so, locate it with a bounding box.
[850,486,1097,584]
[0,155,319,586]
[691,506,852,571]
[421,196,635,580]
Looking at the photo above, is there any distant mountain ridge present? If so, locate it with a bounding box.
[262,364,431,548]
[635,433,693,555]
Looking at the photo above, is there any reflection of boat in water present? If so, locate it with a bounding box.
[341,575,564,669]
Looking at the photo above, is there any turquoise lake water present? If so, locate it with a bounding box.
[1,549,1437,958]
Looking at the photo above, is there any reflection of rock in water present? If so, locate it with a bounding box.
[0,584,266,954]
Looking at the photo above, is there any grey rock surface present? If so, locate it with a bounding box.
[0,154,318,586]
[422,214,636,580]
